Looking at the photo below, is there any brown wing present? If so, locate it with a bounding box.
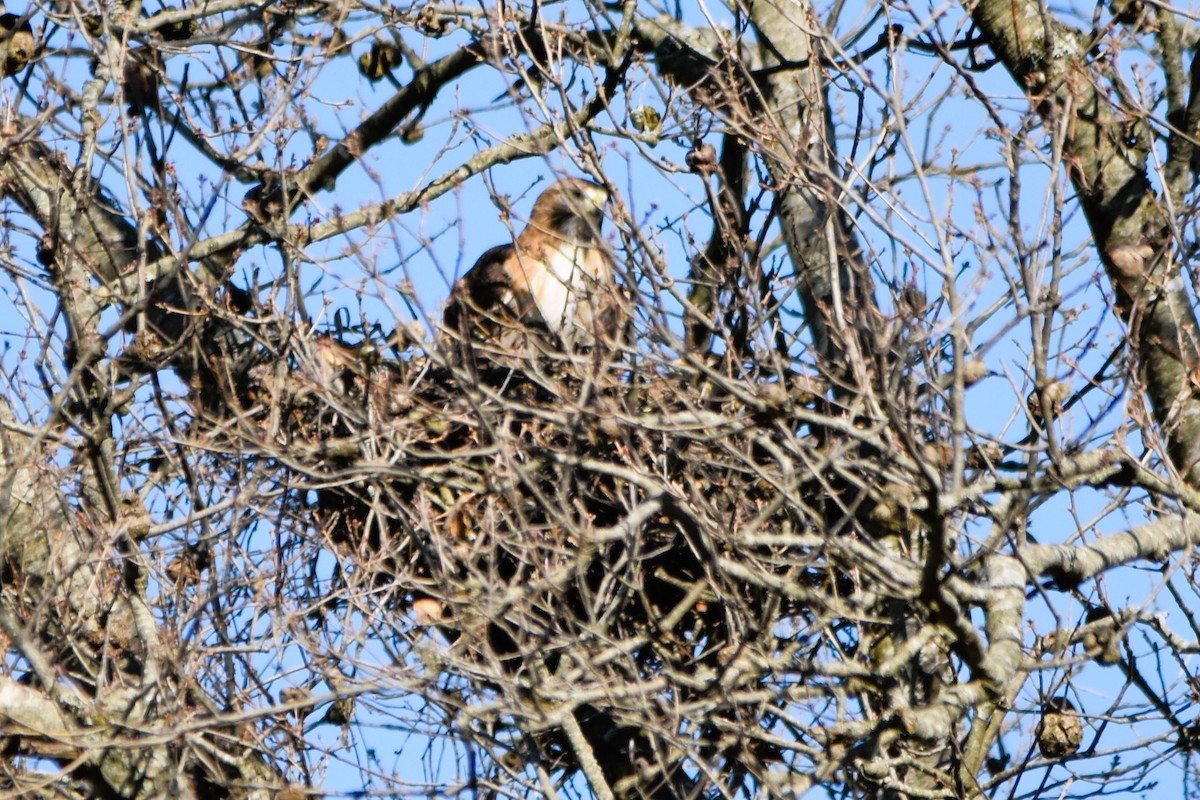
[443,243,551,361]
[444,244,514,333]
[592,282,633,350]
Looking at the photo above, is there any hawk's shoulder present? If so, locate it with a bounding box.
[442,243,519,337]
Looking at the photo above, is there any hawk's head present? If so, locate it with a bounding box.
[530,178,610,243]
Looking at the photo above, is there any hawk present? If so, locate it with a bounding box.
[442,178,627,358]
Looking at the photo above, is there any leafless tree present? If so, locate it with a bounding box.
[2,1,1200,798]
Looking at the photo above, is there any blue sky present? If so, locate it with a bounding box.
[3,0,1200,796]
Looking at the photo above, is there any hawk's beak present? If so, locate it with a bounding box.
[583,184,610,210]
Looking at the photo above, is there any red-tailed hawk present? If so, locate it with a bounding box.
[443,178,627,357]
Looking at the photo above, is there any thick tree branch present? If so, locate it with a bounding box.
[968,0,1200,485]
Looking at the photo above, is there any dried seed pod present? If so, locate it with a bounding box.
[123,47,162,117]
[1,10,34,77]
[1083,606,1123,665]
[1027,380,1069,426]
[151,7,198,41]
[401,119,424,143]
[358,41,400,82]
[631,105,661,132]
[324,695,354,726]
[1110,0,1145,25]
[240,48,273,82]
[241,178,292,225]
[415,4,448,36]
[36,231,57,267]
[961,358,989,387]
[1037,697,1082,759]
[631,105,662,145]
[686,142,717,174]
[165,542,212,584]
[966,441,1004,470]
[278,686,314,719]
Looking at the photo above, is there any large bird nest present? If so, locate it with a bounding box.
[237,329,920,667]
[178,318,944,784]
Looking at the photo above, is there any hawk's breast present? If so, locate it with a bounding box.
[524,242,611,343]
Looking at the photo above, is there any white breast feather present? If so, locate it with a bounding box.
[524,243,593,334]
